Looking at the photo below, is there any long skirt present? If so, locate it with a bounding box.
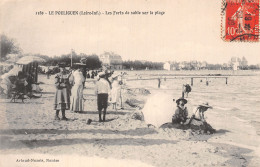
[54,88,70,110]
[70,84,84,112]
[110,88,119,103]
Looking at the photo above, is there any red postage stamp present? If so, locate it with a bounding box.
[221,0,259,42]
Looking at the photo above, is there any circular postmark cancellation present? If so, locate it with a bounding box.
[221,0,260,42]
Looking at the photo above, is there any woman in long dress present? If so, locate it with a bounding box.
[110,76,119,111]
[70,68,85,113]
[54,65,72,120]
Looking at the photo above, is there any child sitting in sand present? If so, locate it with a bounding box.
[172,98,188,124]
[188,102,216,134]
[189,102,212,123]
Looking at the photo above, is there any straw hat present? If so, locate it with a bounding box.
[199,102,212,109]
[176,98,187,104]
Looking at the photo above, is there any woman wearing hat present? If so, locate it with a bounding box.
[110,75,120,111]
[54,64,72,120]
[70,68,85,113]
[172,98,189,124]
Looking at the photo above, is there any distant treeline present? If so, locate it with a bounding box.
[197,64,260,70]
[36,53,102,69]
[35,54,164,70]
[122,60,164,70]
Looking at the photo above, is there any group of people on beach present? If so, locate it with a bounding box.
[53,63,123,122]
[53,64,213,128]
[172,95,215,133]
[172,97,212,125]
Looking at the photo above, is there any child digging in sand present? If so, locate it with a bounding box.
[189,102,212,123]
[188,102,216,134]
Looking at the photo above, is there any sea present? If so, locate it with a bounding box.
[124,70,260,136]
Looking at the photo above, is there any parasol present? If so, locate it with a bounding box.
[16,56,46,65]
[142,93,176,127]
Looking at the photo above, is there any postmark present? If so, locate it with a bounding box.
[221,0,259,42]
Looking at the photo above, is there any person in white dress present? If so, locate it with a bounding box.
[110,76,120,111]
[70,68,85,113]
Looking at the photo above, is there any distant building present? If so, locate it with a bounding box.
[163,62,171,71]
[230,57,241,70]
[229,56,249,70]
[240,56,248,68]
[232,61,239,70]
[99,52,123,70]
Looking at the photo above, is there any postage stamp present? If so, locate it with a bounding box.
[221,0,259,42]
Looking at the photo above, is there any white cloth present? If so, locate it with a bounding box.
[73,70,85,85]
[111,80,119,103]
[0,74,12,94]
[0,66,22,94]
[192,107,204,121]
[32,84,42,92]
[70,70,85,112]
[96,78,110,94]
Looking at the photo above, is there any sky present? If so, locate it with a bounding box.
[1,0,260,64]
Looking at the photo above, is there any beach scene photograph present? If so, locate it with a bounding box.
[0,0,260,167]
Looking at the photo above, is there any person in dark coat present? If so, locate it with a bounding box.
[14,71,28,94]
[54,64,72,120]
[182,84,192,98]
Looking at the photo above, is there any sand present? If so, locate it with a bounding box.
[0,73,259,167]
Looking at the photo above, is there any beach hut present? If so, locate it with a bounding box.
[163,62,171,71]
[16,56,46,83]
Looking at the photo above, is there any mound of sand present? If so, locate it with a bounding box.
[122,88,150,109]
[126,88,151,96]
[160,120,216,135]
[125,98,144,108]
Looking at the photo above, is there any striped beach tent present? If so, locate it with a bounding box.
[16,56,45,83]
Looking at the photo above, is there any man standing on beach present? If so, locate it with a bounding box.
[96,72,111,122]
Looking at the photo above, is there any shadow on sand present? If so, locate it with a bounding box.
[77,111,132,115]
[215,129,230,134]
[0,127,158,136]
[0,137,176,150]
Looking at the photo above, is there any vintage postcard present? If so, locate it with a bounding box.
[0,0,260,167]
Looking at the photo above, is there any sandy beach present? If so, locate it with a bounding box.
[0,71,260,167]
